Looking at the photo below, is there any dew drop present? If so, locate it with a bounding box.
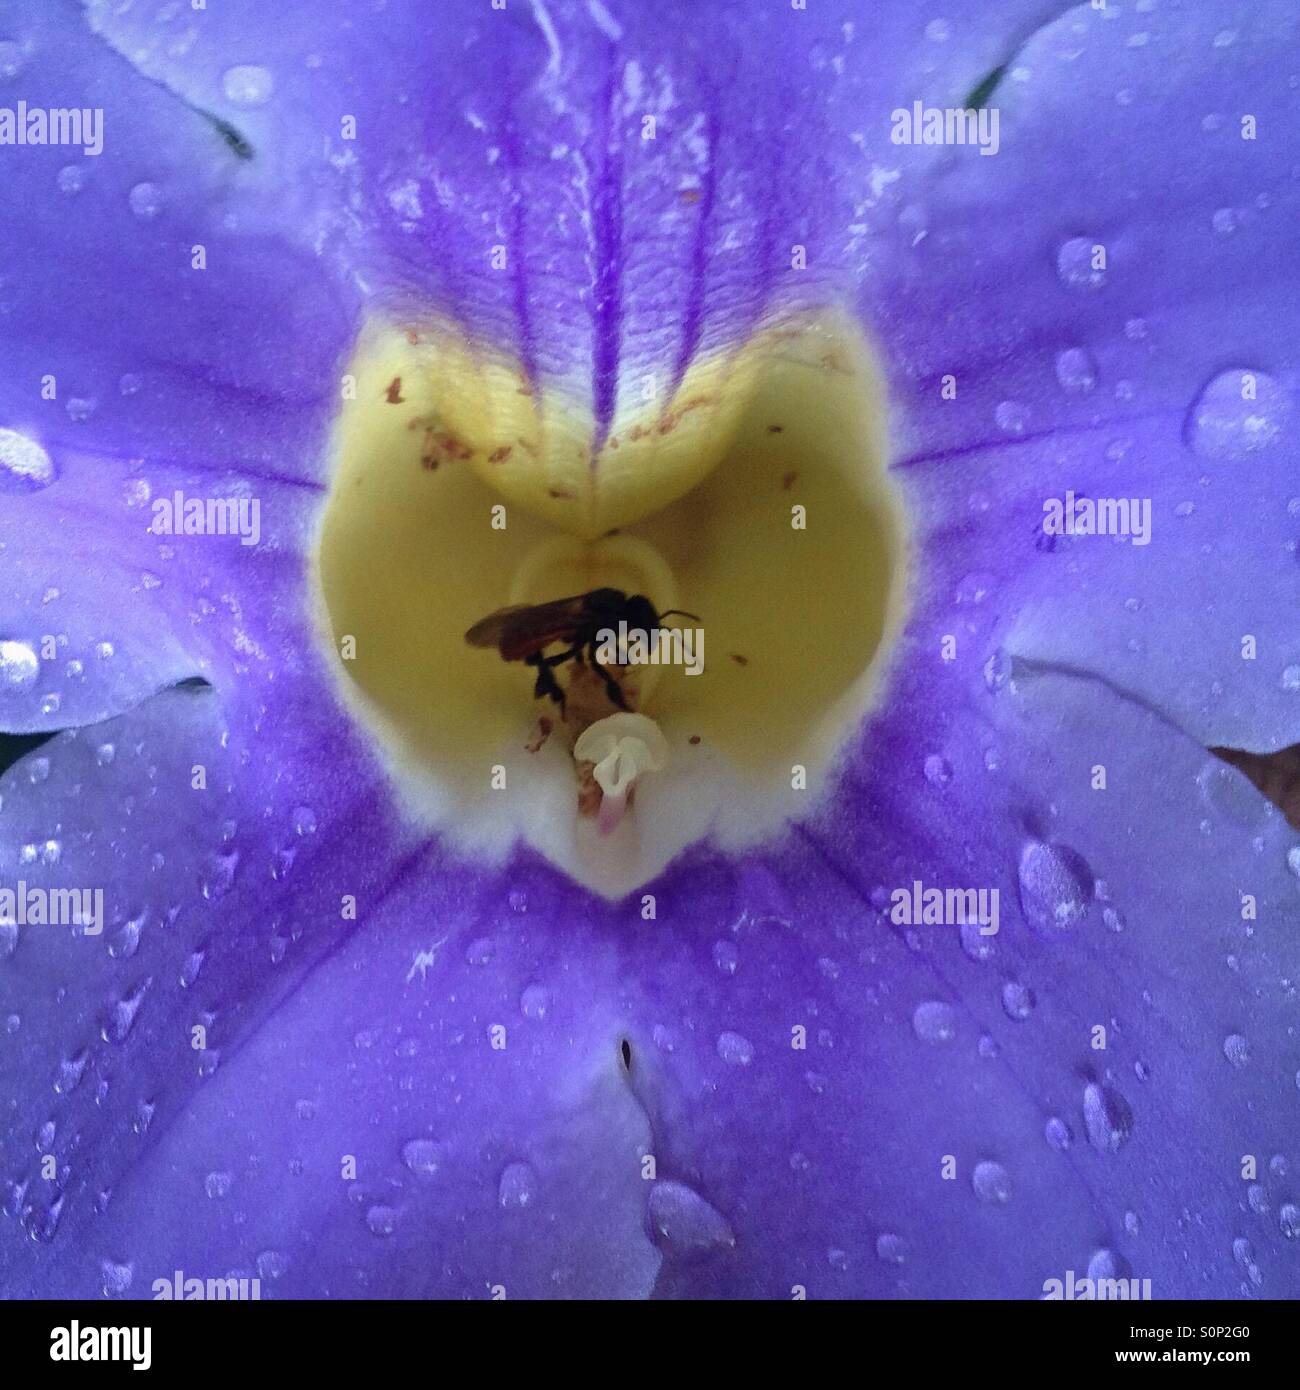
[875,1232,907,1264]
[0,40,25,79]
[960,919,996,962]
[101,978,150,1044]
[519,983,550,1020]
[1057,236,1106,290]
[983,649,1014,693]
[128,182,163,219]
[923,754,953,787]
[912,1000,956,1044]
[1222,1033,1250,1067]
[0,428,55,490]
[23,1194,64,1243]
[1082,1080,1133,1154]
[954,570,993,605]
[366,1204,398,1236]
[465,937,494,966]
[1280,1203,1300,1240]
[716,1031,754,1066]
[497,1161,537,1209]
[994,400,1029,434]
[1055,347,1098,394]
[971,1160,1012,1204]
[199,849,240,901]
[1017,841,1093,938]
[54,1049,89,1096]
[205,1171,233,1199]
[1001,981,1035,1020]
[1198,760,1268,828]
[222,64,274,107]
[100,1259,133,1296]
[1087,1247,1129,1281]
[1187,368,1291,462]
[401,1138,444,1176]
[647,1180,735,1254]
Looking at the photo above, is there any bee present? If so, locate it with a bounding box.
[465,587,698,713]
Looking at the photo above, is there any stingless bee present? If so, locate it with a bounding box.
[465,587,699,714]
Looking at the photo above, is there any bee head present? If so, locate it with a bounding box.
[625,594,662,631]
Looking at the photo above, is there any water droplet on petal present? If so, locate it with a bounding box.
[1223,1033,1250,1067]
[983,649,1014,693]
[128,182,163,219]
[1001,981,1035,1020]
[100,1260,133,1296]
[366,1204,398,1236]
[995,400,1029,434]
[0,639,40,692]
[401,1138,444,1175]
[205,1171,233,1199]
[912,1000,956,1044]
[519,983,550,1020]
[1057,236,1106,291]
[1055,347,1098,394]
[1279,1204,1300,1240]
[1082,1080,1133,1154]
[923,754,952,787]
[55,1049,89,1096]
[0,40,26,79]
[1188,368,1291,462]
[875,1232,907,1264]
[1087,1247,1129,1281]
[0,429,55,491]
[497,1161,537,1209]
[1198,760,1268,828]
[647,1181,735,1254]
[222,64,274,107]
[954,571,994,605]
[1017,841,1093,938]
[101,978,150,1044]
[23,1194,65,1243]
[971,1160,1012,1204]
[716,1031,754,1066]
[199,849,240,901]
[960,919,995,961]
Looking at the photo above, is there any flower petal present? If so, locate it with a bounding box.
[869,0,1300,747]
[625,658,1300,1297]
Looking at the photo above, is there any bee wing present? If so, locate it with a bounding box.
[464,605,531,648]
[464,596,590,660]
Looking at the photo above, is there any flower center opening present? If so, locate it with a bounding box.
[312,308,909,896]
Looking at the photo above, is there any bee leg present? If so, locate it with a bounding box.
[588,644,629,711]
[530,648,579,713]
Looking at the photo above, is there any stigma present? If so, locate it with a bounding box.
[573,713,670,835]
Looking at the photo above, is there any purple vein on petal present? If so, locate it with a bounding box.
[590,66,625,459]
[666,98,719,409]
[502,120,541,395]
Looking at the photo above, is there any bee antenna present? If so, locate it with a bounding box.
[657,609,701,622]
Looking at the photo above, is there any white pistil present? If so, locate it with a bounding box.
[573,713,669,834]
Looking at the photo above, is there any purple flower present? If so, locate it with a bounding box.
[1,0,1298,1301]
